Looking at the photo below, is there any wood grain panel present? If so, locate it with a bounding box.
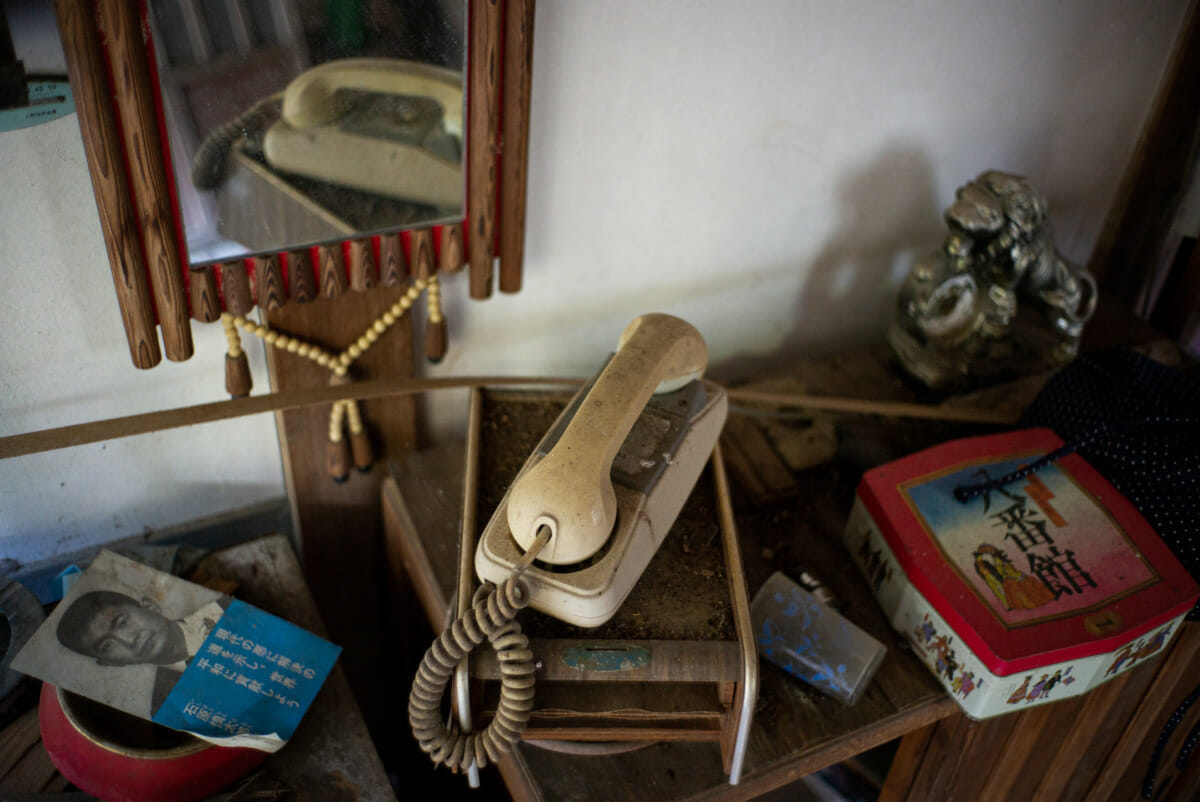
[265,287,417,737]
[499,0,534,294]
[97,0,192,362]
[468,0,501,299]
[53,0,160,368]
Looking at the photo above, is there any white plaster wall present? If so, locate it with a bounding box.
[0,0,1188,566]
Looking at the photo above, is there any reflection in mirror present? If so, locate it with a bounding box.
[148,0,466,265]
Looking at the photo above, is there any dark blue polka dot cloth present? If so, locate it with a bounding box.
[1018,348,1200,620]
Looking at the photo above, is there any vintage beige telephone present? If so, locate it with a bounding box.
[409,314,729,774]
[193,58,463,207]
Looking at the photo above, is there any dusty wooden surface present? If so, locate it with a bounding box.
[197,535,394,802]
[265,287,418,749]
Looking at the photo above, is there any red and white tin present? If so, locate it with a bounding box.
[842,428,1199,719]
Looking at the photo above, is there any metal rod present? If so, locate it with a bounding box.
[712,441,758,785]
[455,387,485,787]
[0,377,1016,461]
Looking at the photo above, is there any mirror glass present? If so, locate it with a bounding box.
[148,0,465,265]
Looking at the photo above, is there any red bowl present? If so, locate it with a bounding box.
[39,683,267,802]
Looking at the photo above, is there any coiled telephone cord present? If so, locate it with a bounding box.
[408,527,550,773]
[191,95,281,190]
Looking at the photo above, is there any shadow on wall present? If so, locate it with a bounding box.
[713,143,945,382]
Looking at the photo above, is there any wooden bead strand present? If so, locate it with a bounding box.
[425,275,447,363]
[221,313,252,397]
[345,399,374,472]
[221,274,443,480]
[327,399,350,483]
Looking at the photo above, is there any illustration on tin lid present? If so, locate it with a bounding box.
[902,455,1160,630]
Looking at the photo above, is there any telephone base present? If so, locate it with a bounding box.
[475,380,728,628]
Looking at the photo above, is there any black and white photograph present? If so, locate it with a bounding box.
[11,550,231,721]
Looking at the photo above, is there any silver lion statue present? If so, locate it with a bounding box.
[889,170,1097,391]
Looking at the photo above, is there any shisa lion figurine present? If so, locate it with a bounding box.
[889,170,1097,391]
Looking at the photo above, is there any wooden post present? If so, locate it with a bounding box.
[349,239,378,292]
[53,0,160,369]
[440,223,465,274]
[255,255,285,311]
[379,234,407,287]
[499,0,535,294]
[288,249,316,303]
[220,261,253,316]
[410,229,436,280]
[319,245,347,299]
[189,266,220,322]
[96,0,193,362]
[468,0,501,299]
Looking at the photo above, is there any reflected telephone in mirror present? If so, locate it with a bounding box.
[475,314,729,627]
[193,58,463,207]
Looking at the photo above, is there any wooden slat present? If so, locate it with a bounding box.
[53,0,160,368]
[318,244,347,298]
[1057,657,1163,802]
[255,254,285,311]
[379,234,407,287]
[349,239,377,291]
[1084,623,1200,802]
[1029,672,1136,801]
[287,249,316,302]
[410,228,436,280]
[974,702,1061,802]
[718,413,797,501]
[97,0,192,362]
[941,714,1022,801]
[499,0,535,294]
[878,723,937,802]
[189,265,220,322]
[440,223,465,274]
[467,0,501,299]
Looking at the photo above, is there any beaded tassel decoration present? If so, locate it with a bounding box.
[220,274,445,481]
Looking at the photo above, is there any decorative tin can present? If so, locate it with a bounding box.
[842,429,1199,719]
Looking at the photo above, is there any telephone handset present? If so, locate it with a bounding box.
[411,314,728,774]
[476,313,728,626]
[193,58,463,207]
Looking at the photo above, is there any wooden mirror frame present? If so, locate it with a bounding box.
[50,0,535,718]
[53,0,534,369]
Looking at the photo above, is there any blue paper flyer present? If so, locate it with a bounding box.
[12,550,340,752]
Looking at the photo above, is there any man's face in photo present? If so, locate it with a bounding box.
[78,598,183,666]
